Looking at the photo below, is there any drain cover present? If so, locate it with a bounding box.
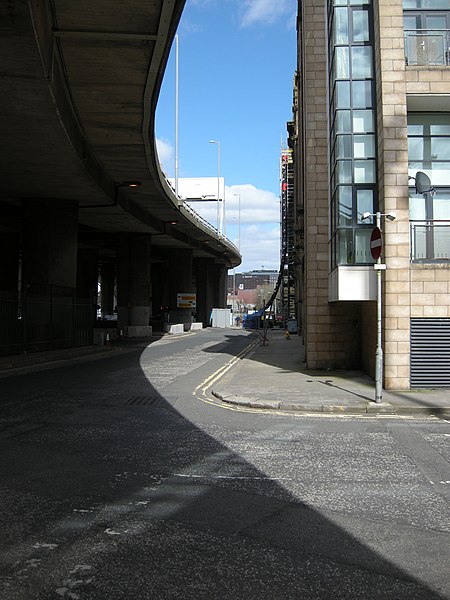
[124,396,161,406]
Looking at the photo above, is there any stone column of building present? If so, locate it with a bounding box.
[117,233,152,337]
[373,0,411,390]
[100,262,115,318]
[300,1,361,370]
[22,198,79,349]
[167,248,194,324]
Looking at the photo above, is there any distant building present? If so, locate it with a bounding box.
[228,270,278,293]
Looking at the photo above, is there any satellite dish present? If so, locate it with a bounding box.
[415,171,432,195]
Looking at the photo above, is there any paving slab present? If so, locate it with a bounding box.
[213,328,450,416]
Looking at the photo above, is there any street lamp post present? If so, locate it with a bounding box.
[362,210,396,403]
[209,140,222,234]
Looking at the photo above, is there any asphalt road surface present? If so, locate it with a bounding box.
[0,329,449,599]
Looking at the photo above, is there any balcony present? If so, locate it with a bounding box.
[405,30,450,66]
[410,220,450,262]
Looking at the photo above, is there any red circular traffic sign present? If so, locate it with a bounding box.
[370,226,382,260]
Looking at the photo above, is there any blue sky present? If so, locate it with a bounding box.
[156,0,297,272]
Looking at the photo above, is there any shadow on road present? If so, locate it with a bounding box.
[0,344,446,598]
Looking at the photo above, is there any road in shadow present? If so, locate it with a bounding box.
[0,338,447,598]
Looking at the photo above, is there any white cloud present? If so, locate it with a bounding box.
[239,0,296,28]
[187,183,281,272]
[156,137,174,176]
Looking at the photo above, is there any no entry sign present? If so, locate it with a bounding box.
[370,226,382,260]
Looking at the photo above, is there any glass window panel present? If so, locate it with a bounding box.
[426,16,448,30]
[350,0,370,4]
[336,110,351,133]
[351,46,373,78]
[354,159,376,183]
[338,186,353,226]
[352,81,373,108]
[353,110,374,133]
[352,9,370,42]
[338,230,354,265]
[334,46,350,79]
[337,135,352,158]
[408,124,423,135]
[431,138,450,160]
[430,124,450,135]
[409,194,426,220]
[408,137,424,161]
[356,189,374,223]
[334,8,349,44]
[403,0,450,7]
[337,160,353,183]
[434,193,450,220]
[434,227,450,260]
[408,113,450,134]
[354,135,375,158]
[355,230,374,263]
[336,81,351,108]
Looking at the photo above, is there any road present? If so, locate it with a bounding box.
[0,329,449,599]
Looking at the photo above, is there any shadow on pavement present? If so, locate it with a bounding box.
[0,344,447,598]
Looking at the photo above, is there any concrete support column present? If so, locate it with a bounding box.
[117,233,152,337]
[195,258,216,326]
[214,264,228,309]
[76,248,98,326]
[22,198,79,349]
[22,199,78,288]
[0,233,20,292]
[167,249,193,323]
[100,262,115,317]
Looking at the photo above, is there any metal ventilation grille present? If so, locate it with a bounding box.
[411,318,450,388]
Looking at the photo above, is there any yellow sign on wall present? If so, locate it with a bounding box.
[177,293,196,309]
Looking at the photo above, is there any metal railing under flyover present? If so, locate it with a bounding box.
[404,30,450,66]
[410,220,450,262]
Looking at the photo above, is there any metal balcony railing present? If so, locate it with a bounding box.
[405,30,450,66]
[410,220,450,262]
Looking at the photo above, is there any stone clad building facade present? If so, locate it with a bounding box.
[290,0,450,389]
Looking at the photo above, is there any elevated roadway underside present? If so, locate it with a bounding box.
[0,0,239,266]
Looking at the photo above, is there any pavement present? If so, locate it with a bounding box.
[212,327,450,417]
[1,328,450,417]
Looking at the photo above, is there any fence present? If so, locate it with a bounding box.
[404,30,450,66]
[410,220,450,262]
[0,285,94,356]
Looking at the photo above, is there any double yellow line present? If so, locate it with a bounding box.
[193,336,260,406]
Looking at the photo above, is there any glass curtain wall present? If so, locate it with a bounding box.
[408,112,450,261]
[328,0,378,268]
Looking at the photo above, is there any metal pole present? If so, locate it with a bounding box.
[217,142,222,235]
[375,211,383,403]
[175,34,179,197]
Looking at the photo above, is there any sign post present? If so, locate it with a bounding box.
[372,218,383,403]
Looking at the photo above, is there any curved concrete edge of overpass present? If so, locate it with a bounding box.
[0,0,240,357]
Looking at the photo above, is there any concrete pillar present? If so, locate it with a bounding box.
[117,233,152,337]
[0,233,20,292]
[100,262,115,317]
[0,233,21,352]
[76,248,98,328]
[22,199,78,288]
[21,199,79,350]
[167,249,193,323]
[195,258,216,326]
[214,264,228,309]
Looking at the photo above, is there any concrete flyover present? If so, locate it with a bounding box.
[0,0,240,355]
